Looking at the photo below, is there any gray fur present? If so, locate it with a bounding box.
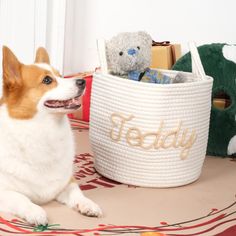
[106,31,152,75]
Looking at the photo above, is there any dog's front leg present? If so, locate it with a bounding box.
[56,182,102,217]
[0,190,48,225]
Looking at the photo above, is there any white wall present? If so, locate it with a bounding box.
[0,0,66,75]
[64,0,236,75]
[1,0,236,77]
[0,0,36,65]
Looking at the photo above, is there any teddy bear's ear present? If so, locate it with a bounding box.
[137,31,152,45]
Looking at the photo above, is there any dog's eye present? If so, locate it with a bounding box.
[137,46,140,50]
[42,76,53,85]
[119,51,123,56]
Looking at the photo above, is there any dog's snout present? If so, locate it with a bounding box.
[76,79,86,88]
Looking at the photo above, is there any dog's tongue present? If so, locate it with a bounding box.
[45,96,81,109]
[65,97,81,109]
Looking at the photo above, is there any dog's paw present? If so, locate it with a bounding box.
[24,204,48,226]
[76,197,102,217]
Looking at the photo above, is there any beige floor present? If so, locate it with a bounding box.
[0,128,236,236]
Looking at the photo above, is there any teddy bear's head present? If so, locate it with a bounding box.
[106,31,152,75]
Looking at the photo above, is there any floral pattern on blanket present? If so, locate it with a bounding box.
[74,153,122,191]
[0,197,236,235]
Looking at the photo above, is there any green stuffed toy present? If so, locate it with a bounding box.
[173,43,236,157]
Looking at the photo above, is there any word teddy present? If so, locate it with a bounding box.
[109,113,197,160]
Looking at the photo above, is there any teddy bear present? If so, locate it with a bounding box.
[105,31,184,84]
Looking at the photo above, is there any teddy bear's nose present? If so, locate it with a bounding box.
[127,48,137,56]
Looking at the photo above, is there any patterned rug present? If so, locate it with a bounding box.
[0,119,236,236]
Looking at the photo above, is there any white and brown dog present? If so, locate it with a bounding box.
[0,47,102,225]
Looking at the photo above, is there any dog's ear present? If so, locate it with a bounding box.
[2,46,22,84]
[35,47,50,64]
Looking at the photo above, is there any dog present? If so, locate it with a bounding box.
[0,46,102,225]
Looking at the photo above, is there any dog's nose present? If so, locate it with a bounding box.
[76,79,86,88]
[127,48,137,56]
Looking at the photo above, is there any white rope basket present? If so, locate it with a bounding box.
[89,42,213,187]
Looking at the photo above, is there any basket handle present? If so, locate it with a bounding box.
[97,39,108,74]
[188,42,206,80]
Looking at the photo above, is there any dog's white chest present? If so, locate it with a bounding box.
[0,106,75,204]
